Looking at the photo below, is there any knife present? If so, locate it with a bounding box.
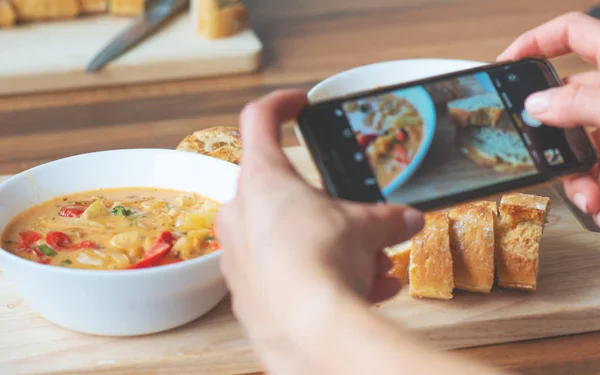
[86,0,189,73]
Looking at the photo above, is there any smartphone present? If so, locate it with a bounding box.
[296,58,597,211]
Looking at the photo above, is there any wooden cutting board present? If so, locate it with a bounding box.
[0,12,262,96]
[2,145,600,375]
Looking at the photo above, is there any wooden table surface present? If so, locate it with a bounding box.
[2,0,600,374]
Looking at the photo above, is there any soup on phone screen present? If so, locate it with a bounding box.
[1,188,221,270]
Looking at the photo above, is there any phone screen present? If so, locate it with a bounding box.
[299,59,596,209]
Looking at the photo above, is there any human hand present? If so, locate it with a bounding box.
[215,90,424,374]
[497,12,600,224]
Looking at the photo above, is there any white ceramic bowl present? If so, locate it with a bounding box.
[307,58,487,102]
[0,149,239,336]
[303,58,488,192]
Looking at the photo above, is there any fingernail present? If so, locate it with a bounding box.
[403,209,424,236]
[525,92,550,114]
[574,193,589,214]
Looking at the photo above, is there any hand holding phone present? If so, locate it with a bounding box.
[498,12,600,223]
[297,58,597,211]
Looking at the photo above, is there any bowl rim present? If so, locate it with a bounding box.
[307,58,488,100]
[0,148,238,278]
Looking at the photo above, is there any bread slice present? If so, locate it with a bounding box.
[0,0,16,27]
[193,0,248,39]
[448,93,505,128]
[12,0,80,20]
[496,193,550,291]
[109,0,144,16]
[177,126,242,164]
[449,201,497,293]
[456,126,534,171]
[409,212,454,300]
[79,0,108,13]
[424,79,461,105]
[384,241,411,282]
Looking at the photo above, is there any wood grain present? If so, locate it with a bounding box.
[2,0,600,374]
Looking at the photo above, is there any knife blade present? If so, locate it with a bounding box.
[86,0,189,73]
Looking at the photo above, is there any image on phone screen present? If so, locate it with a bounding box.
[338,69,571,205]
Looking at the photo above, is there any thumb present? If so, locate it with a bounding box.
[342,202,424,251]
[524,84,600,128]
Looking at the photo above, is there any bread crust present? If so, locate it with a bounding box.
[496,193,550,291]
[12,0,81,21]
[195,0,248,39]
[80,0,108,13]
[109,0,144,16]
[177,126,242,164]
[449,201,496,293]
[384,241,411,282]
[0,0,16,27]
[447,94,505,128]
[455,127,534,172]
[409,212,454,300]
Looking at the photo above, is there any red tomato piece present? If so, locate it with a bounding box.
[46,231,72,249]
[46,232,97,250]
[357,134,378,150]
[58,205,88,218]
[127,243,171,269]
[394,144,408,164]
[126,231,176,270]
[17,231,41,249]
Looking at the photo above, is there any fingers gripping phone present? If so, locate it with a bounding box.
[297,58,597,211]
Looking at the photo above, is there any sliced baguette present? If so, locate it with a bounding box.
[109,0,144,16]
[12,0,80,21]
[384,241,411,282]
[409,212,454,300]
[193,0,248,39]
[496,193,550,291]
[456,125,534,171]
[448,93,505,128]
[449,201,497,293]
[79,0,108,13]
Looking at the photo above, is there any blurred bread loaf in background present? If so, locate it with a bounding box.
[177,126,242,164]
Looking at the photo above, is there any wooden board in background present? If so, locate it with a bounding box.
[0,12,262,96]
[2,146,600,375]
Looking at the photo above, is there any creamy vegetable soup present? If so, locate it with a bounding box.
[1,188,221,270]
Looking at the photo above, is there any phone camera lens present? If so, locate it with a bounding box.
[507,73,519,82]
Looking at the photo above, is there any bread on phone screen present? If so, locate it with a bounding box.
[384,241,411,282]
[449,201,497,294]
[455,125,534,171]
[409,212,454,300]
[0,0,16,27]
[177,126,242,164]
[496,193,550,291]
[448,93,505,128]
[423,79,461,104]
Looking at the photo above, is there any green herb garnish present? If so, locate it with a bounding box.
[112,205,132,216]
[60,259,72,266]
[38,244,57,257]
[205,236,214,242]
